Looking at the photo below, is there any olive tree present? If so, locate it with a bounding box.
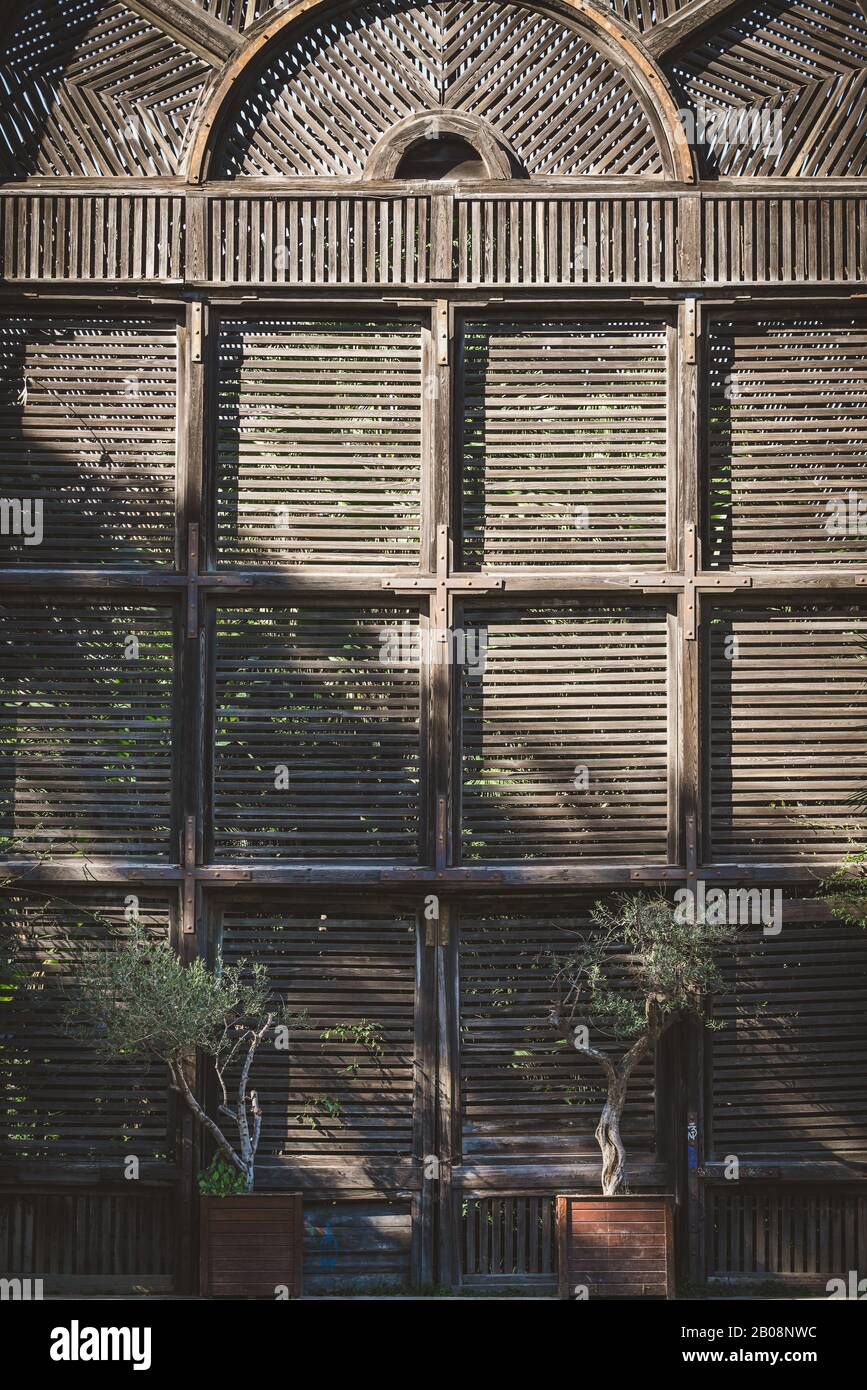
[549,893,737,1196]
[60,923,378,1193]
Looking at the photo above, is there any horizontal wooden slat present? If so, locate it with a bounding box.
[219,907,416,1158]
[212,605,422,861]
[707,318,867,567]
[459,908,656,1155]
[710,912,867,1159]
[217,319,423,567]
[461,606,670,861]
[708,606,867,860]
[0,893,173,1161]
[0,315,178,566]
[460,319,669,568]
[304,1200,412,1291]
[0,603,175,858]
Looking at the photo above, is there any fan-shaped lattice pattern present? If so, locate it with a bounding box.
[217,0,666,176]
[673,0,867,175]
[0,0,211,176]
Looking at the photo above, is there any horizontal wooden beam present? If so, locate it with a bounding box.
[123,0,241,64]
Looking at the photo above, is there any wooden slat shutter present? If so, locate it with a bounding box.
[459,907,656,1156]
[708,606,867,859]
[215,318,422,564]
[212,605,423,859]
[709,907,867,1160]
[0,316,178,566]
[460,319,669,568]
[707,318,867,566]
[0,893,173,1160]
[460,604,670,860]
[216,319,423,566]
[218,905,417,1158]
[0,602,175,857]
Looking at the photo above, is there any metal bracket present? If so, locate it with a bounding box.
[424,902,450,947]
[190,302,204,364]
[683,297,698,365]
[186,522,200,639]
[435,299,449,367]
[182,814,197,933]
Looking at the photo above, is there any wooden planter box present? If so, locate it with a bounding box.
[556,1194,674,1299]
[200,1194,303,1299]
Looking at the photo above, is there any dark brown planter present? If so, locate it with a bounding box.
[200,1194,303,1299]
[556,1194,674,1299]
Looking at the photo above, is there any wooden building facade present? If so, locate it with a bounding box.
[1,0,867,1294]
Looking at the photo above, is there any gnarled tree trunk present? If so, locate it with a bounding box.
[580,1011,672,1195]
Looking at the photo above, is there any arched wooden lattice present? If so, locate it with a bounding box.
[215,0,669,177]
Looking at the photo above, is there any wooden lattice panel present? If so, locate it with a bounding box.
[707,1187,867,1280]
[460,605,670,860]
[0,315,178,567]
[0,195,186,283]
[674,0,867,176]
[0,602,175,858]
[708,607,867,860]
[707,318,867,568]
[710,910,867,1160]
[218,905,417,1157]
[0,0,210,177]
[459,907,657,1155]
[0,893,173,1160]
[208,195,432,284]
[216,0,666,177]
[702,197,867,284]
[460,319,669,569]
[212,605,422,860]
[216,318,423,567]
[456,196,680,286]
[461,1195,557,1288]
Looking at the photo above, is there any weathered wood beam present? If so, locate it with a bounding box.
[644,0,753,58]
[123,0,242,65]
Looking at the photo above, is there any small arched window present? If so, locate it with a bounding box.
[364,110,523,181]
[395,134,488,181]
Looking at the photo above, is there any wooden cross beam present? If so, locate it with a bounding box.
[381,524,505,630]
[123,0,241,65]
[630,523,751,638]
[644,0,753,58]
[382,525,503,872]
